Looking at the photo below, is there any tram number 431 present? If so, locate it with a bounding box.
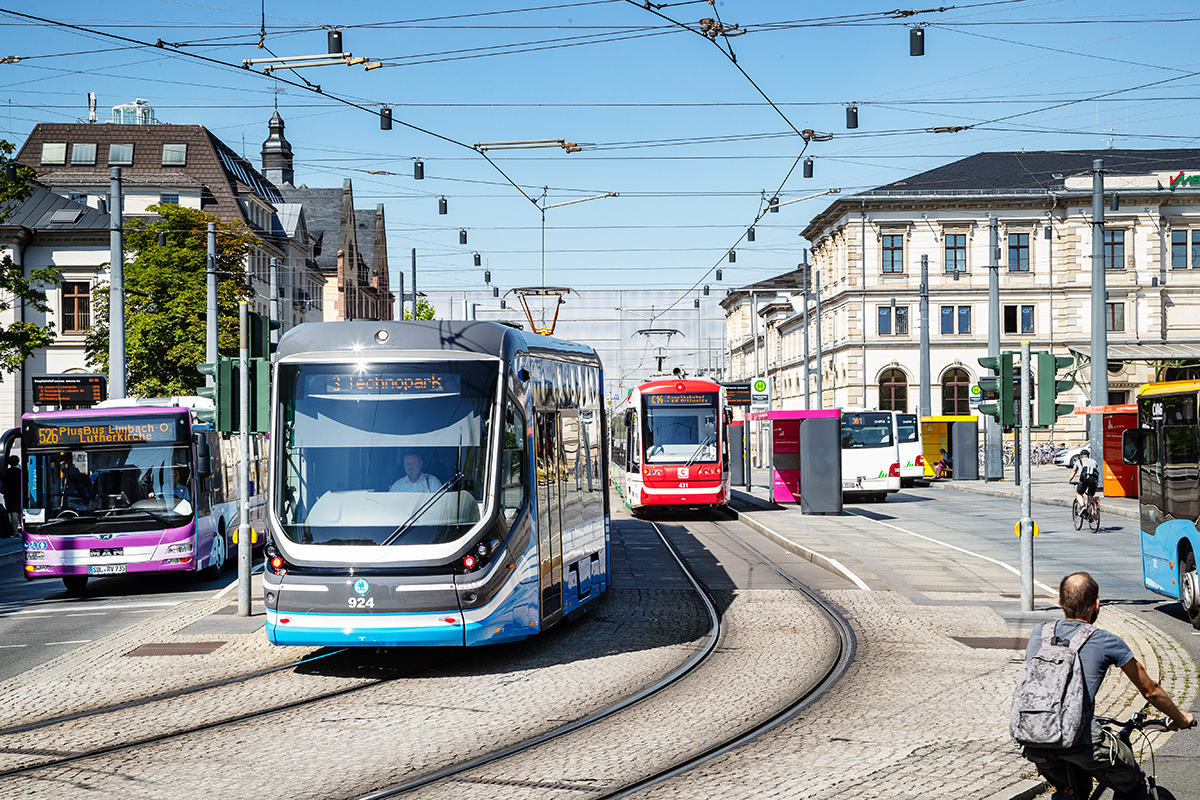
[348,597,375,609]
[678,482,689,488]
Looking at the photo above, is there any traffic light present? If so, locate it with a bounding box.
[249,311,282,360]
[197,359,237,433]
[249,357,270,434]
[1035,351,1075,427]
[977,352,1015,427]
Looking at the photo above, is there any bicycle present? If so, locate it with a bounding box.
[1060,712,1191,799]
[1072,492,1101,533]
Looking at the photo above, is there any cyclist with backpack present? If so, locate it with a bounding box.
[1012,572,1193,799]
[1069,448,1101,508]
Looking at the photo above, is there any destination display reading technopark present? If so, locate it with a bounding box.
[29,418,180,447]
[647,392,718,406]
[314,372,462,395]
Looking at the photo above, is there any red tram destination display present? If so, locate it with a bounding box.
[31,374,106,408]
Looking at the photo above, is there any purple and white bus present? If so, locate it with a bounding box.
[14,397,264,594]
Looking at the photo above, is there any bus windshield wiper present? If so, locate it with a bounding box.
[685,434,716,466]
[381,472,464,546]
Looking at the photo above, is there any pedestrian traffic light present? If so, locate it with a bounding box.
[249,311,282,360]
[977,351,1015,427]
[1035,351,1075,427]
[197,359,237,433]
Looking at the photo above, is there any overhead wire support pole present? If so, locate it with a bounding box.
[1019,340,1034,613]
[108,167,125,400]
[1090,159,1108,461]
[237,301,251,618]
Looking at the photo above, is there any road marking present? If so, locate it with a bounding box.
[0,644,28,649]
[7,600,182,616]
[45,640,92,646]
[740,517,872,592]
[846,510,1057,594]
[65,612,108,617]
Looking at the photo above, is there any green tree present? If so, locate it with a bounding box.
[0,139,62,374]
[86,204,254,396]
[404,296,436,320]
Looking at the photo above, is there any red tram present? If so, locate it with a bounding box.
[610,376,731,512]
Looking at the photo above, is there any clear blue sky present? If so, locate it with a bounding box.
[4,1,1200,311]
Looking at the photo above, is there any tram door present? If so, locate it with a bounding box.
[534,409,565,627]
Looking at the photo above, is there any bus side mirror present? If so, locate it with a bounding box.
[194,433,212,478]
[1122,428,1148,466]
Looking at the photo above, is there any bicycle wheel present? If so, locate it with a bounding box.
[1072,498,1084,531]
[1089,498,1101,533]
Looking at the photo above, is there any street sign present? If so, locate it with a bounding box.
[750,377,770,409]
[969,383,982,407]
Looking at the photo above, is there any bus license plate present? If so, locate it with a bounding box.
[89,548,124,557]
[90,564,127,575]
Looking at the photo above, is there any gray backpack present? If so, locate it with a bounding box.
[1010,620,1095,748]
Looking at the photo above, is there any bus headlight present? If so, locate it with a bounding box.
[167,543,194,554]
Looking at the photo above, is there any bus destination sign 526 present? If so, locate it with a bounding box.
[28,420,179,447]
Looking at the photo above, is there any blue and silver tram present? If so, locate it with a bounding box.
[264,320,609,647]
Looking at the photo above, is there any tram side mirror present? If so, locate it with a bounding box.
[1122,428,1150,466]
[624,408,634,426]
[194,433,212,478]
[724,408,733,424]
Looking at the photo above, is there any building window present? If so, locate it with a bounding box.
[879,306,909,336]
[61,282,91,334]
[40,142,67,165]
[945,233,966,275]
[161,143,187,166]
[108,143,134,165]
[882,234,904,274]
[159,194,179,206]
[1103,230,1124,270]
[1004,304,1035,335]
[1172,230,1188,269]
[68,193,89,205]
[940,305,970,334]
[70,143,96,165]
[1008,233,1029,272]
[1106,302,1125,332]
[941,368,971,415]
[880,368,908,412]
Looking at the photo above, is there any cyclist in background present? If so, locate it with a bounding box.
[1069,448,1101,508]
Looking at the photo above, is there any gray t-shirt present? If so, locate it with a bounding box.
[1026,620,1134,743]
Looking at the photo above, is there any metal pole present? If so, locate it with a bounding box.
[919,254,931,417]
[237,302,251,617]
[1090,159,1108,459]
[108,167,125,399]
[1020,340,1034,612]
[269,257,280,349]
[396,271,404,320]
[802,260,811,410]
[815,272,824,409]
[206,223,218,379]
[411,248,417,320]
[986,215,1002,481]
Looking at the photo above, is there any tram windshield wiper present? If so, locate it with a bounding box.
[380,472,464,546]
[685,434,716,466]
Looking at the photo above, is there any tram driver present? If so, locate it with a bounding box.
[389,451,443,493]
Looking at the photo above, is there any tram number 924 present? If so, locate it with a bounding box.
[348,597,375,609]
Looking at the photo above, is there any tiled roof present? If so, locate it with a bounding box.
[280,187,342,271]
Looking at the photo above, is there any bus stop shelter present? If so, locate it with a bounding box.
[919,415,979,480]
[1073,404,1139,498]
[750,409,842,514]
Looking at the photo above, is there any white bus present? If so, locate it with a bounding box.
[840,409,901,502]
[894,412,924,487]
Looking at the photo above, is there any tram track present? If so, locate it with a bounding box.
[344,515,855,800]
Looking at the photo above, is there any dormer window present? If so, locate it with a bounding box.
[108,143,134,165]
[162,143,187,166]
[40,143,66,165]
[71,143,97,165]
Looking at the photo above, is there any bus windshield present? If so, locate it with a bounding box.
[23,414,194,534]
[643,392,719,464]
[896,414,919,444]
[275,360,498,547]
[841,412,894,449]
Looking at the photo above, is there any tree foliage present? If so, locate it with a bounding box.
[0,139,61,377]
[404,296,436,320]
[86,204,254,397]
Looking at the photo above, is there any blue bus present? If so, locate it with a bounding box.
[1123,380,1200,629]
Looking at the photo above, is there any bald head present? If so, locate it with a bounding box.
[1059,572,1099,620]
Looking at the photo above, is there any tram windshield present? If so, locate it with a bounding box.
[275,360,498,546]
[23,415,194,535]
[643,391,719,465]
